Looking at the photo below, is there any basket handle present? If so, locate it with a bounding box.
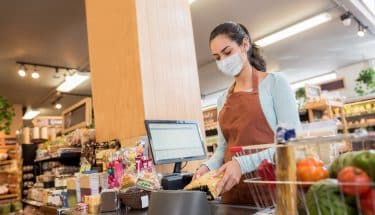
[229,146,243,155]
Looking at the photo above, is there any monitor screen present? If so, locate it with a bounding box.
[145,120,207,165]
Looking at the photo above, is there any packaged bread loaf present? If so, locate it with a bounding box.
[184,171,223,199]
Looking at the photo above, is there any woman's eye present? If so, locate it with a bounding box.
[224,51,231,56]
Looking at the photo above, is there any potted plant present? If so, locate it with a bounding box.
[0,96,15,135]
[355,67,375,96]
[295,87,306,109]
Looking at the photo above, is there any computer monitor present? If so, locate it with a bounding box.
[145,120,207,173]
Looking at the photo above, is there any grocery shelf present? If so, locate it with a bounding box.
[34,148,81,162]
[0,160,15,166]
[0,194,17,200]
[31,139,48,144]
[345,112,375,120]
[22,199,43,207]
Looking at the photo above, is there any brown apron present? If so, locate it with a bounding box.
[219,68,274,205]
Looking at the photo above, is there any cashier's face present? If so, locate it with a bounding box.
[210,34,248,62]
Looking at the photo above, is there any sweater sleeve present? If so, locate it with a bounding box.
[203,93,227,170]
[272,73,301,130]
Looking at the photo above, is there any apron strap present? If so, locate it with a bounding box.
[251,67,259,93]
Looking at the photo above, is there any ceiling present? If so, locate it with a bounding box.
[0,0,89,116]
[191,0,375,84]
[0,0,374,117]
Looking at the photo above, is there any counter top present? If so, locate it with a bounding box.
[60,202,260,215]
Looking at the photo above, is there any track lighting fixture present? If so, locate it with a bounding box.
[31,66,40,79]
[55,103,62,109]
[18,64,26,77]
[340,12,352,26]
[357,24,367,37]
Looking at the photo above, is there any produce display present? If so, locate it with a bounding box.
[337,166,371,196]
[306,179,356,215]
[303,150,375,215]
[297,157,329,184]
[329,151,360,178]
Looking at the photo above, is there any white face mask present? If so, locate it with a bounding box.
[216,53,244,77]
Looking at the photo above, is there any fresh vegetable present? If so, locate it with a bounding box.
[257,159,276,181]
[257,159,276,190]
[306,179,356,215]
[352,150,375,181]
[360,189,375,215]
[329,151,360,178]
[297,157,329,183]
[337,166,371,196]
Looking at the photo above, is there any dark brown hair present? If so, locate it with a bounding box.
[209,22,266,72]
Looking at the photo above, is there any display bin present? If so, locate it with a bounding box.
[230,134,375,215]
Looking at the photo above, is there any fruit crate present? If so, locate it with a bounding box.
[230,133,375,215]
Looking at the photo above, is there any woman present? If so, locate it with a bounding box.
[194,22,300,204]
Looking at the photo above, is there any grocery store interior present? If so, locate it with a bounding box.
[0,0,374,214]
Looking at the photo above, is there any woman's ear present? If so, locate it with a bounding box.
[242,37,250,53]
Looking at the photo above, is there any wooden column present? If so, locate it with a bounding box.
[85,0,204,172]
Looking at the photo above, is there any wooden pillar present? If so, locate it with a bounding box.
[85,0,204,172]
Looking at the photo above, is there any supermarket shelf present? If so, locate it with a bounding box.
[0,170,17,174]
[34,148,81,162]
[338,122,375,130]
[23,199,43,207]
[344,95,375,104]
[0,193,17,200]
[31,139,47,144]
[345,112,375,120]
[0,160,15,166]
[304,100,344,110]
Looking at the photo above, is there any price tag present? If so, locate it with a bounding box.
[141,195,149,208]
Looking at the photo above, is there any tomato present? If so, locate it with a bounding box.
[297,157,329,184]
[297,157,323,168]
[360,189,375,215]
[337,166,371,196]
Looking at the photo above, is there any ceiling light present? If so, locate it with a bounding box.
[357,25,365,37]
[57,71,89,92]
[23,108,40,120]
[31,72,40,79]
[55,103,62,109]
[255,12,332,47]
[18,66,26,77]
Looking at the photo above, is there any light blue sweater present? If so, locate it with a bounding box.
[203,72,301,173]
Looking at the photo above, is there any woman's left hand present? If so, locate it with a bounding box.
[215,159,242,194]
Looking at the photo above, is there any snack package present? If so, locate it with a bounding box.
[183,171,223,199]
[136,171,161,191]
[120,173,137,190]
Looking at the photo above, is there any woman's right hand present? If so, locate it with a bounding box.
[193,165,210,180]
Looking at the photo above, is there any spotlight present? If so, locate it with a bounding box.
[31,72,40,79]
[55,103,62,109]
[340,12,352,26]
[32,66,39,79]
[18,65,26,77]
[357,25,365,37]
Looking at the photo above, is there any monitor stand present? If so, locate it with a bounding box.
[173,162,182,173]
[161,162,193,190]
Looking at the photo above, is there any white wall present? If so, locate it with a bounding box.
[199,59,375,107]
[335,59,374,99]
